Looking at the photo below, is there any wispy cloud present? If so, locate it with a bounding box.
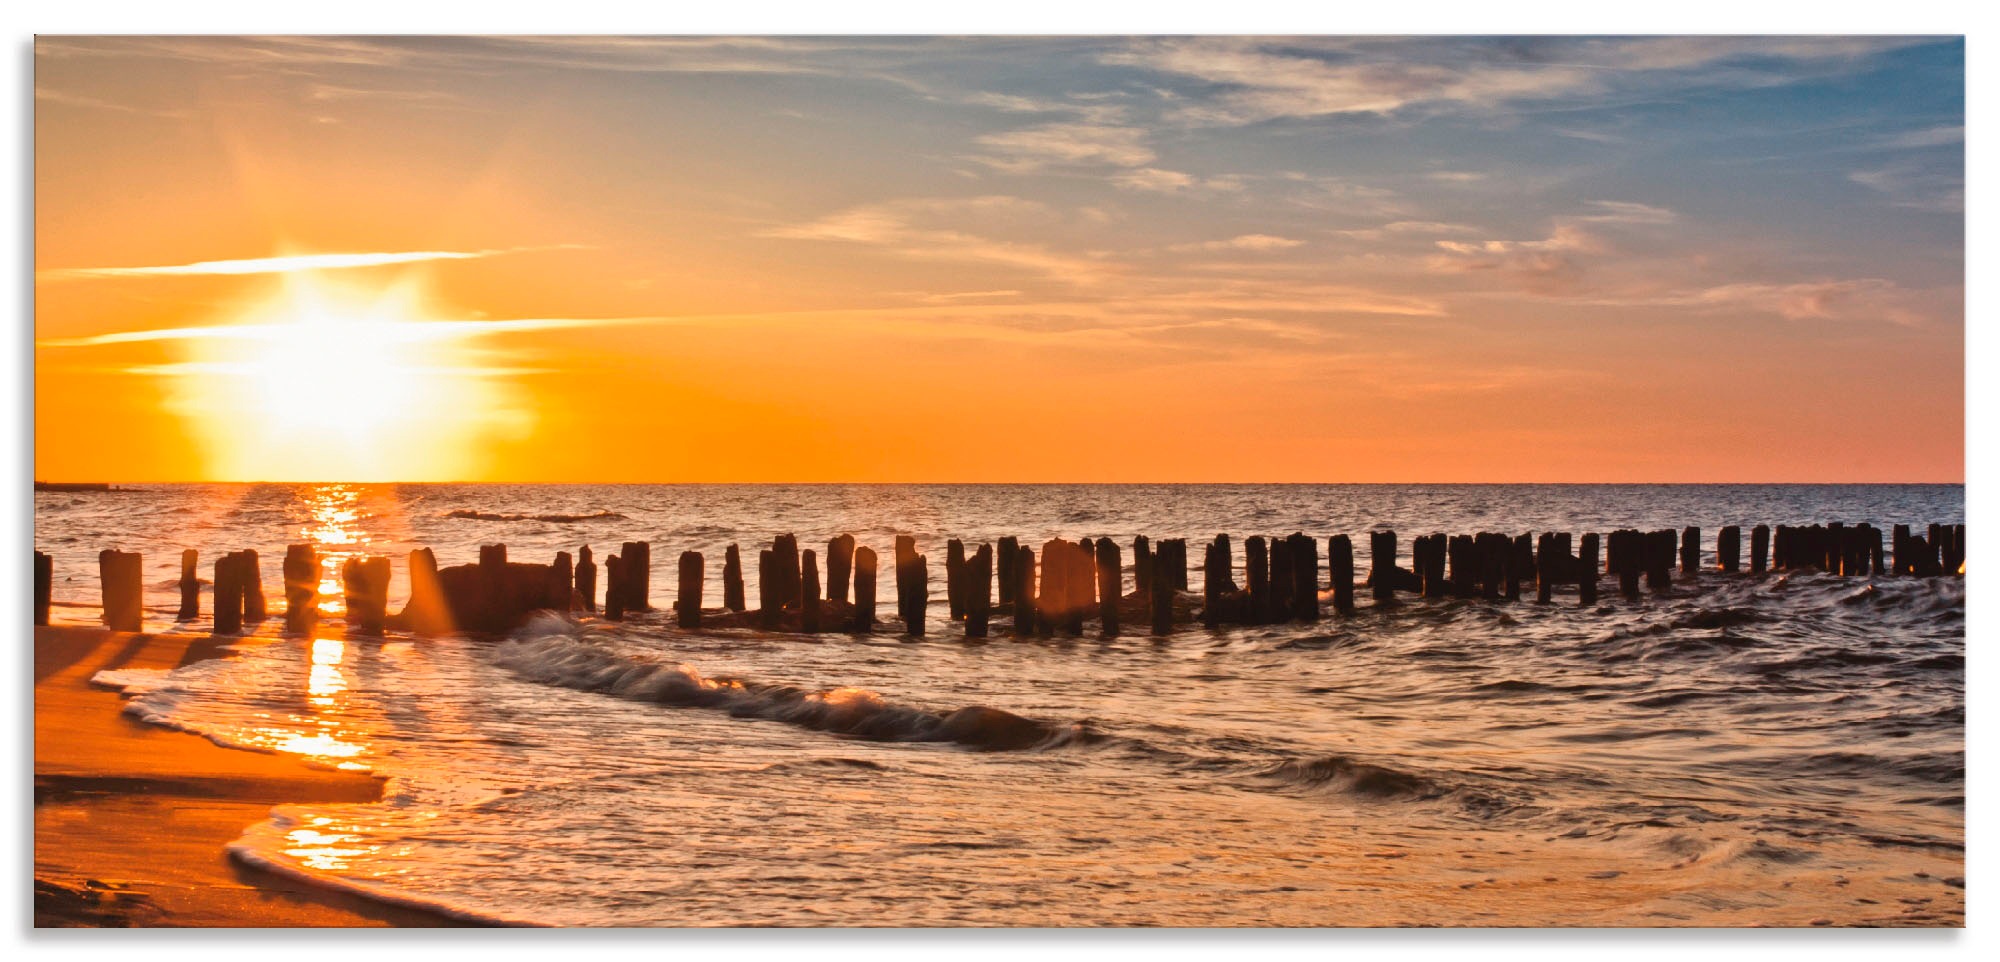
[972,122,1155,172]
[37,315,654,349]
[760,196,1114,284]
[38,246,583,282]
[1170,234,1305,253]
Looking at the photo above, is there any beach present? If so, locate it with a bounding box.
[33,625,469,927]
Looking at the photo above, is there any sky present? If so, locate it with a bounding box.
[33,35,1964,482]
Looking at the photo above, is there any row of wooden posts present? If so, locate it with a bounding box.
[32,521,1966,635]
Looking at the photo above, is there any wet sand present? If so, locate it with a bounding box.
[33,625,470,927]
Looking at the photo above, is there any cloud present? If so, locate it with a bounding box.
[39,246,583,281]
[1849,164,1963,213]
[1878,125,1963,150]
[1578,200,1678,224]
[973,122,1156,171]
[37,315,657,349]
[761,196,1113,284]
[1426,171,1486,183]
[1171,234,1306,253]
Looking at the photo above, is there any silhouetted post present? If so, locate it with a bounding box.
[605,555,626,622]
[1150,553,1173,636]
[828,534,855,604]
[1446,535,1474,597]
[1506,534,1531,601]
[1579,534,1600,606]
[1243,536,1269,623]
[1013,545,1037,637]
[1826,523,1847,574]
[1951,524,1966,575]
[284,545,319,634]
[1611,531,1641,601]
[620,541,652,612]
[401,547,447,636]
[1066,540,1091,635]
[997,537,1019,605]
[550,551,574,612]
[1167,539,1190,592]
[577,545,598,613]
[1037,538,1067,637]
[774,534,800,610]
[1750,525,1769,575]
[799,549,820,632]
[678,551,704,629]
[1328,535,1355,614]
[1290,533,1319,622]
[1890,524,1909,576]
[1202,537,1226,627]
[239,550,266,622]
[1096,538,1121,636]
[342,556,389,636]
[1535,534,1555,604]
[1268,536,1294,622]
[170,549,199,622]
[34,551,53,627]
[757,550,777,628]
[1680,527,1701,574]
[966,544,992,638]
[99,549,143,632]
[1717,526,1741,573]
[1476,533,1505,601]
[1133,536,1153,605]
[722,544,744,612]
[1868,525,1886,576]
[946,539,967,620]
[1211,534,1237,592]
[852,546,877,632]
[213,552,242,635]
[1647,529,1674,593]
[897,540,927,637]
[1370,531,1397,604]
[1416,534,1445,600]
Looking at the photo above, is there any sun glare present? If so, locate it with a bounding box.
[166,272,532,481]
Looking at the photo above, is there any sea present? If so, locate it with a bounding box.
[35,483,1966,926]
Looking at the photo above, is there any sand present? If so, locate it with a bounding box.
[32,625,471,927]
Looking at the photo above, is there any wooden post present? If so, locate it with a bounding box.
[1202,536,1227,628]
[1211,534,1237,592]
[678,551,704,629]
[1611,530,1641,601]
[1418,534,1446,600]
[1680,527,1700,574]
[1868,525,1886,576]
[213,552,242,635]
[99,549,143,632]
[1065,539,1090,635]
[946,538,966,621]
[1369,531,1397,604]
[1149,551,1173,636]
[34,551,53,627]
[799,549,820,632]
[828,534,855,604]
[1013,545,1037,637]
[1167,539,1190,592]
[176,549,200,621]
[1647,529,1674,593]
[621,541,652,612]
[722,544,744,611]
[1268,536,1294,622]
[1245,535,1269,623]
[1535,534,1555,604]
[1133,536,1153,606]
[1578,534,1600,606]
[757,550,777,628]
[1328,535,1355,614]
[1096,537,1121,636]
[550,551,574,612]
[284,545,319,634]
[343,556,389,636]
[239,550,266,623]
[1717,526,1741,573]
[1750,525,1769,575]
[899,543,927,637]
[966,544,992,639]
[1446,535,1475,597]
[401,547,446,636]
[852,546,877,632]
[577,545,598,613]
[1476,533,1504,601]
[1037,538,1067,637]
[1506,534,1531,601]
[997,537,1019,605]
[1291,533,1319,622]
[605,555,625,622]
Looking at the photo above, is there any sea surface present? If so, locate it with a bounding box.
[38,484,1966,926]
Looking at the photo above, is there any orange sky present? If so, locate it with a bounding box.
[33,37,1964,482]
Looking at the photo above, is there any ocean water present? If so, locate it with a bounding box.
[41,484,1965,926]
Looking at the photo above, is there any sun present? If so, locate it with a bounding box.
[166,272,530,482]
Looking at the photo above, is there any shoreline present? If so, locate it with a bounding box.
[33,624,474,928]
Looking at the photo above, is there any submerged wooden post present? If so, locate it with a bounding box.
[799,549,820,632]
[1268,536,1294,622]
[1611,530,1641,601]
[965,544,992,639]
[678,551,704,629]
[1749,525,1769,575]
[946,538,966,621]
[284,544,320,634]
[621,541,652,612]
[34,550,53,627]
[897,539,927,637]
[1167,538,1190,592]
[1717,526,1741,573]
[1535,534,1555,604]
[1290,533,1319,622]
[240,550,267,623]
[827,534,855,605]
[1096,537,1121,636]
[550,551,574,613]
[1202,536,1227,628]
[1328,534,1355,614]
[1013,545,1037,637]
[99,549,143,632]
[1680,527,1701,574]
[1475,533,1505,601]
[1037,538,1067,637]
[401,547,447,636]
[722,544,745,612]
[1244,535,1270,623]
[1369,531,1397,603]
[605,554,626,622]
[213,552,242,635]
[1578,534,1600,606]
[997,537,1019,605]
[1868,525,1886,576]
[1133,536,1153,605]
[757,550,777,628]
[577,545,598,613]
[1149,551,1173,636]
[852,546,878,632]
[1066,539,1091,635]
[1646,529,1674,594]
[177,549,200,621]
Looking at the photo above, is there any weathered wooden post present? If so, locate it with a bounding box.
[896,538,927,636]
[1065,539,1090,635]
[1369,531,1397,604]
[1646,529,1674,593]
[966,544,992,639]
[1096,537,1121,636]
[1417,534,1446,600]
[1750,525,1769,575]
[1826,523,1847,574]
[1445,535,1474,597]
[774,535,800,611]
[1717,526,1741,573]
[1166,539,1190,592]
[213,552,242,635]
[1211,534,1237,593]
[1951,524,1966,575]
[1268,536,1294,622]
[1868,525,1886,576]
[946,538,967,621]
[34,551,53,627]
[722,544,744,611]
[799,549,819,632]
[1244,535,1269,623]
[1680,527,1700,574]
[1611,530,1641,601]
[549,551,574,613]
[1037,538,1067,637]
[577,545,598,613]
[1535,534,1555,604]
[1133,536,1153,606]
[1290,533,1319,622]
[678,551,703,629]
[400,547,447,636]
[827,534,855,604]
[1328,535,1355,614]
[177,549,200,621]
[99,549,143,632]
[1202,536,1227,628]
[1506,534,1531,601]
[605,554,626,622]
[1579,534,1600,606]
[1475,533,1505,601]
[852,546,878,632]
[1150,552,1173,636]
[757,550,777,628]
[997,537,1019,606]
[284,545,319,634]
[239,550,266,623]
[1012,545,1037,637]
[344,556,390,636]
[1890,524,1909,576]
[619,541,652,612]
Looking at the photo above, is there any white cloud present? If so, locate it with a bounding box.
[1171,234,1306,253]
[37,246,583,281]
[973,122,1155,171]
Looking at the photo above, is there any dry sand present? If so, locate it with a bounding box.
[33,624,470,927]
